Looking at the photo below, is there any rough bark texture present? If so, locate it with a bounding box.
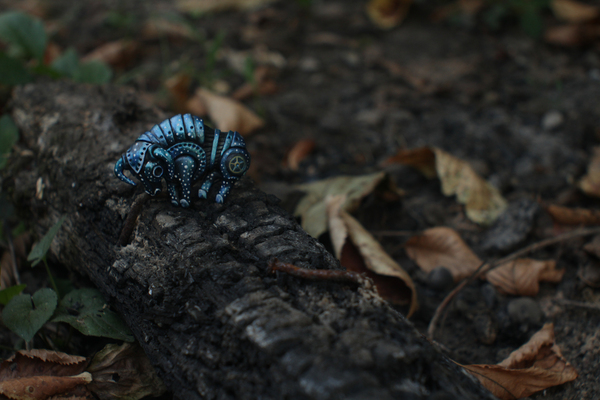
[2,82,496,400]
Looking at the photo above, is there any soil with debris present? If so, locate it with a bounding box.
[2,0,600,399]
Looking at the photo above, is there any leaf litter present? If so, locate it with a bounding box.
[384,147,507,225]
[462,323,578,400]
[327,195,418,317]
[406,227,566,296]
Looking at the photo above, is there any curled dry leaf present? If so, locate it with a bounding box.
[81,40,139,69]
[285,139,316,171]
[384,147,507,225]
[0,350,91,400]
[327,195,418,317]
[543,203,600,225]
[176,0,278,13]
[366,0,413,29]
[186,88,264,136]
[87,342,166,400]
[405,227,482,282]
[382,147,437,178]
[578,146,600,197]
[551,0,600,23]
[486,259,565,296]
[461,323,578,400]
[294,172,403,238]
[434,148,507,225]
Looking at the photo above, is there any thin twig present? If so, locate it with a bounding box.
[427,226,600,339]
[370,230,420,237]
[118,193,150,246]
[268,259,365,285]
[6,229,21,285]
[555,298,600,312]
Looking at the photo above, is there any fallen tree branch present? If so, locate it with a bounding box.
[2,82,496,400]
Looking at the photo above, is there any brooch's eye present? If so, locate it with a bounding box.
[153,166,164,178]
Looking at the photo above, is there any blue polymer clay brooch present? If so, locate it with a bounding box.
[114,114,250,206]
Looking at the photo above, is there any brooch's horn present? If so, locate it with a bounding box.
[152,147,175,180]
[114,157,136,186]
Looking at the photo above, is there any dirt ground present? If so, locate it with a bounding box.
[2,0,600,399]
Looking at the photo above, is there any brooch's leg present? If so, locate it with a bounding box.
[174,156,196,208]
[198,171,218,199]
[215,180,233,204]
[167,182,179,207]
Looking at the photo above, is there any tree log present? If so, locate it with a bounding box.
[2,82,496,400]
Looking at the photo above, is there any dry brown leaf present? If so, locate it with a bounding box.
[141,17,197,40]
[405,227,482,282]
[295,172,403,238]
[285,139,316,171]
[81,40,139,69]
[551,0,600,23]
[86,342,166,400]
[579,146,600,197]
[366,0,413,29]
[43,42,61,66]
[0,350,91,400]
[434,148,507,225]
[543,203,600,225]
[545,24,600,46]
[186,88,264,135]
[384,147,507,225]
[430,0,485,23]
[0,373,92,400]
[583,235,600,258]
[378,58,476,93]
[327,195,418,316]
[165,73,191,114]
[231,66,279,101]
[381,147,437,178]
[462,323,578,400]
[176,0,278,13]
[486,259,565,296]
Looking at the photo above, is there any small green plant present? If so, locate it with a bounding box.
[0,11,112,86]
[2,217,133,349]
[0,284,26,305]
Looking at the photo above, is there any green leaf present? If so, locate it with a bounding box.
[0,52,33,85]
[52,288,134,342]
[72,61,112,84]
[2,288,57,342]
[55,278,75,299]
[0,11,47,60]
[29,63,63,80]
[0,284,26,305]
[0,114,19,169]
[51,48,79,77]
[27,216,66,266]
